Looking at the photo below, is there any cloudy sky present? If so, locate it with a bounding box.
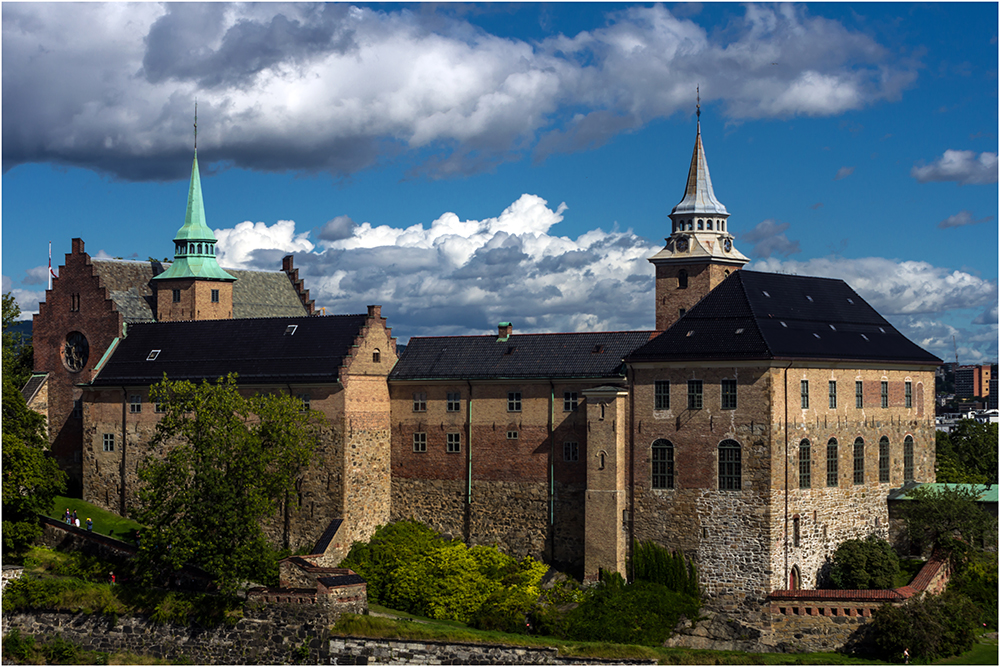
[3,2,997,362]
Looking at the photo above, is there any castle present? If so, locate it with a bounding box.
[28,115,940,613]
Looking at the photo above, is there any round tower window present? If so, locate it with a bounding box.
[63,331,90,373]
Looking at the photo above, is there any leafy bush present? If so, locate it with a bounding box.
[828,535,899,590]
[868,591,979,662]
[340,521,549,629]
[560,572,700,646]
[632,540,699,597]
[948,550,998,629]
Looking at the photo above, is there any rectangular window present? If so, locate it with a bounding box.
[507,391,521,412]
[563,442,579,462]
[297,393,310,412]
[853,439,865,485]
[211,289,220,303]
[881,381,888,408]
[793,517,801,548]
[687,380,703,410]
[903,437,914,482]
[654,380,670,410]
[506,430,519,440]
[155,402,166,414]
[129,394,142,413]
[172,288,181,303]
[721,379,737,410]
[829,381,837,409]
[102,433,115,452]
[446,432,461,453]
[905,381,912,408]
[412,392,427,412]
[651,441,674,489]
[446,392,461,412]
[855,381,864,408]
[72,398,83,420]
[563,391,578,412]
[800,380,809,409]
[412,432,427,453]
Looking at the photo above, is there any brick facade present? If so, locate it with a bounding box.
[654,261,735,331]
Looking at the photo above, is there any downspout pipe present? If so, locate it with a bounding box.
[465,380,473,544]
[120,387,127,517]
[628,365,636,583]
[548,380,555,562]
[782,362,793,591]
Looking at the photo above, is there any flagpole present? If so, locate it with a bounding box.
[48,241,53,291]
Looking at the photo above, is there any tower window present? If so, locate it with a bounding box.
[172,289,181,303]
[211,289,219,303]
[905,381,912,408]
[799,439,811,488]
[688,380,703,410]
[793,517,801,547]
[719,440,741,490]
[881,381,888,408]
[800,380,809,409]
[678,270,688,289]
[853,438,865,484]
[698,219,704,230]
[856,381,864,408]
[652,439,674,489]
[721,379,737,410]
[654,380,670,410]
[373,349,381,363]
[829,381,837,409]
[903,436,914,482]
[706,220,713,230]
[879,436,890,483]
[563,392,578,411]
[826,438,838,487]
[563,441,579,462]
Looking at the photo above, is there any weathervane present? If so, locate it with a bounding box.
[696,85,701,120]
[194,100,198,151]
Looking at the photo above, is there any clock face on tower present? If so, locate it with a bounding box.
[676,236,689,252]
[724,238,732,252]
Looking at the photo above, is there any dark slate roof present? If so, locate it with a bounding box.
[318,573,366,588]
[21,373,48,403]
[90,315,368,386]
[628,271,941,365]
[91,259,307,321]
[311,518,344,556]
[390,330,657,381]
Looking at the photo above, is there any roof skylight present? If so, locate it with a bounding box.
[147,350,160,361]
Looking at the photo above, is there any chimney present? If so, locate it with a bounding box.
[498,322,513,341]
[282,255,294,272]
[367,305,381,319]
[72,238,85,254]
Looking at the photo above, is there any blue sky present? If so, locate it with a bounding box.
[2,2,997,362]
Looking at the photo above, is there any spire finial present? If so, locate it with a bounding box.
[696,86,701,126]
[194,100,198,151]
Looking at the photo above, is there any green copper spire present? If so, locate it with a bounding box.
[153,149,236,283]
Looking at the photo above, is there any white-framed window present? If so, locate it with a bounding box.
[412,432,427,453]
[297,393,310,412]
[856,381,864,408]
[211,289,220,303]
[800,380,809,409]
[563,392,578,412]
[687,380,702,410]
[905,381,912,408]
[563,441,579,462]
[103,433,115,452]
[507,391,521,412]
[446,432,461,453]
[506,430,519,440]
[829,381,837,409]
[155,402,166,414]
[129,394,142,413]
[413,392,427,412]
[447,392,461,412]
[881,381,888,408]
[651,439,674,489]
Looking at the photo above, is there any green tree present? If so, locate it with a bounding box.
[2,294,65,557]
[868,591,979,662]
[828,535,900,590]
[2,292,34,391]
[901,485,996,560]
[935,421,998,484]
[132,375,320,596]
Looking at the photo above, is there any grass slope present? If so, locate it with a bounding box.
[44,495,143,541]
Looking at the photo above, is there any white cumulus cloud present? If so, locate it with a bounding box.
[215,220,315,269]
[911,150,998,185]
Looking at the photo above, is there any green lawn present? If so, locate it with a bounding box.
[934,636,998,665]
[45,495,144,542]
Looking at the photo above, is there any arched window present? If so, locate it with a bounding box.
[718,440,741,490]
[698,219,704,230]
[853,437,865,485]
[373,348,381,363]
[799,439,811,489]
[651,439,674,489]
[678,270,688,289]
[903,436,914,482]
[826,438,838,487]
[879,436,890,483]
[687,220,694,231]
[706,219,713,230]
[789,565,801,590]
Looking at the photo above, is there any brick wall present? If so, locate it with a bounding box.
[33,239,125,486]
[154,278,233,321]
[654,262,736,331]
